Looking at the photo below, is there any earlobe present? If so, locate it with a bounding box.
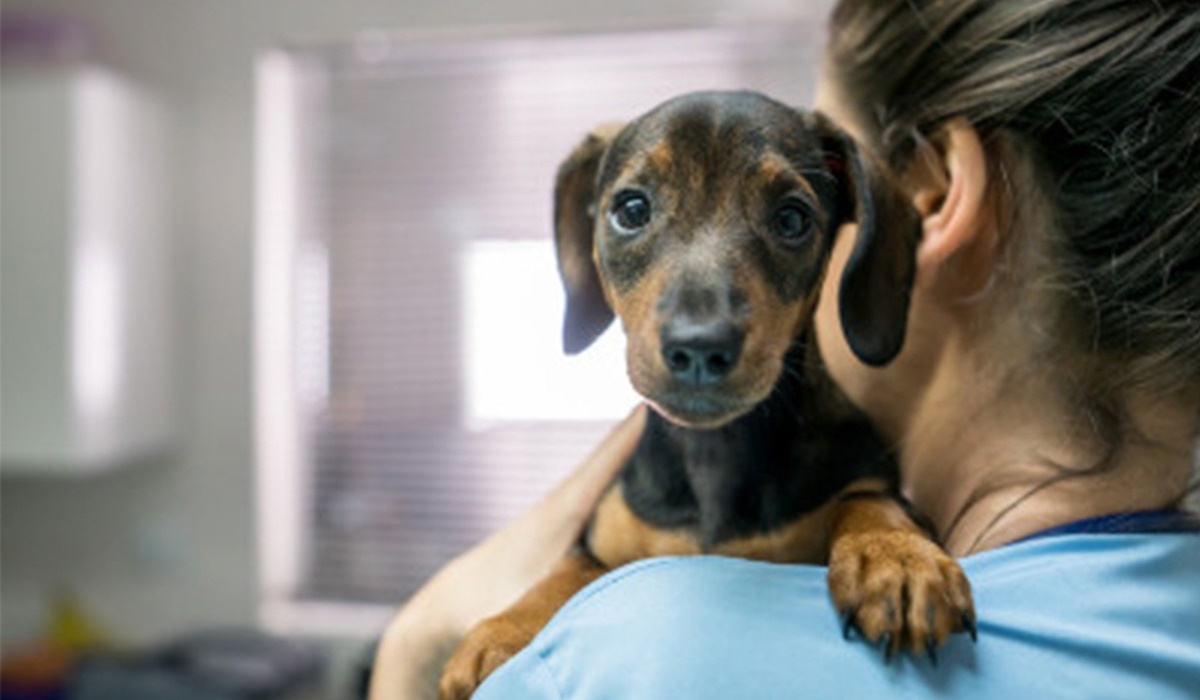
[915,118,991,277]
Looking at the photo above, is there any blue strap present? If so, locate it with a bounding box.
[1017,509,1200,544]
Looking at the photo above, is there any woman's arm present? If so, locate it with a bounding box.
[369,406,646,700]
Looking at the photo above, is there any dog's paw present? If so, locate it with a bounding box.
[439,614,533,700]
[827,530,975,662]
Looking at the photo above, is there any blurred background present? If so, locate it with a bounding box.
[0,1,832,697]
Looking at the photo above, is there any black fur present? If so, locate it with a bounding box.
[616,341,895,551]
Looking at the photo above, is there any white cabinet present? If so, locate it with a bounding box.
[1,66,173,474]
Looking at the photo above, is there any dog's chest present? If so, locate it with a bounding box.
[622,408,812,548]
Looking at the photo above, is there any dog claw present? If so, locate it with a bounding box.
[925,638,938,667]
[840,608,859,640]
[882,634,895,663]
[962,612,978,643]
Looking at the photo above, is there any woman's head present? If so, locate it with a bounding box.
[818,0,1200,423]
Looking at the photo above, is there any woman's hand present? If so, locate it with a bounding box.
[369,405,646,700]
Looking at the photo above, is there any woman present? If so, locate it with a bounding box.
[372,1,1200,697]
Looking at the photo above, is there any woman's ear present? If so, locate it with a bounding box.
[912,118,995,285]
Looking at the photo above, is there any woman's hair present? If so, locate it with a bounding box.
[826,0,1200,403]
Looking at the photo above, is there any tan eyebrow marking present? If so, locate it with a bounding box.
[757,152,817,200]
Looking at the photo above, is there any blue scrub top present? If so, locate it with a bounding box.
[476,526,1200,699]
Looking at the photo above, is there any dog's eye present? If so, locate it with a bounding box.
[609,191,652,235]
[773,202,812,244]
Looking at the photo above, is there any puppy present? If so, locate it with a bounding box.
[439,91,974,699]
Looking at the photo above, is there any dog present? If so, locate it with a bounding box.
[439,91,975,699]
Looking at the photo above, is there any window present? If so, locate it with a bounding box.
[256,20,826,631]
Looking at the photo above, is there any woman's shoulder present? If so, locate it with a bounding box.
[476,532,1200,699]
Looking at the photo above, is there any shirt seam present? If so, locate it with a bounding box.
[532,646,568,700]
[548,533,1197,617]
[552,556,689,618]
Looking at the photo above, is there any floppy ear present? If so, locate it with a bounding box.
[554,124,622,354]
[816,114,922,367]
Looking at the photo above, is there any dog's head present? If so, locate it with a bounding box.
[555,91,919,429]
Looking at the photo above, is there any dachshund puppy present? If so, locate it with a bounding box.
[440,91,975,699]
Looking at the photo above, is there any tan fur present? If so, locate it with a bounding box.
[588,486,703,566]
[827,491,975,655]
[439,553,607,700]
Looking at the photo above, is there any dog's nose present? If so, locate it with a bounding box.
[660,318,744,386]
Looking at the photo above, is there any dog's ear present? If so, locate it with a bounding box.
[554,124,622,355]
[815,113,922,367]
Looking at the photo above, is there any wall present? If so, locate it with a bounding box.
[0,0,831,687]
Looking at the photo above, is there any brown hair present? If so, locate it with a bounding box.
[827,0,1200,402]
[826,1,1200,523]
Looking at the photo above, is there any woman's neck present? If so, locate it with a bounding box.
[894,345,1196,557]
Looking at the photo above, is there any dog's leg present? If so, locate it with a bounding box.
[826,483,976,661]
[438,551,607,700]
